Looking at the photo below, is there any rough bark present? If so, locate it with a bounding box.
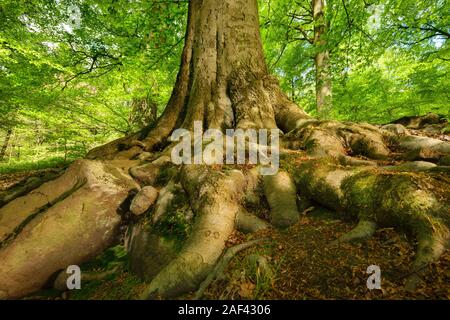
[313,0,332,119]
[0,160,139,299]
[0,129,12,161]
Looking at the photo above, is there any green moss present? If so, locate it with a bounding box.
[80,245,128,271]
[304,139,316,151]
[59,245,144,300]
[442,125,450,135]
[152,189,192,252]
[154,163,177,186]
[69,272,144,300]
[292,159,346,211]
[340,169,449,240]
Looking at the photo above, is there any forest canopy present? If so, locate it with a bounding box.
[0,0,448,171]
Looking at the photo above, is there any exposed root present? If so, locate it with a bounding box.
[242,167,262,206]
[0,170,64,208]
[284,120,391,160]
[292,157,450,290]
[0,160,139,299]
[126,225,179,282]
[151,180,178,224]
[86,132,143,160]
[265,76,311,132]
[383,161,437,172]
[129,186,159,216]
[263,171,299,228]
[337,155,376,167]
[398,135,450,162]
[139,166,247,299]
[236,209,270,234]
[381,123,410,135]
[405,224,448,291]
[129,155,172,185]
[1,0,448,300]
[194,239,263,300]
[332,220,377,245]
[391,113,447,129]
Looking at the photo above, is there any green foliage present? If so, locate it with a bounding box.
[0,0,448,172]
[0,0,187,169]
[259,0,449,121]
[0,157,69,174]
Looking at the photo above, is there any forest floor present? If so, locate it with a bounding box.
[3,167,447,300]
[22,210,449,300]
[2,121,449,300]
[198,213,450,300]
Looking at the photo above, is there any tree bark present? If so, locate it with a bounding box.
[148,0,276,132]
[0,129,12,162]
[313,0,332,119]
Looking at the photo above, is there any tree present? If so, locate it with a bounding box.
[0,0,449,300]
[259,0,334,118]
[0,0,187,164]
[259,0,377,119]
[312,0,332,119]
[0,129,12,161]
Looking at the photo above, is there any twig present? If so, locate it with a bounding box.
[194,238,265,300]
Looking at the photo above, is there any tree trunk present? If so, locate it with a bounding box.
[0,129,12,162]
[0,0,449,300]
[148,0,293,131]
[313,0,332,119]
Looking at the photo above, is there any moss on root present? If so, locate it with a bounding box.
[154,163,179,187]
[151,186,193,252]
[289,156,449,289]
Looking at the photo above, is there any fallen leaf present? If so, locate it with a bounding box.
[239,281,255,299]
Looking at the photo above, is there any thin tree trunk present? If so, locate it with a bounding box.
[149,100,157,124]
[313,0,332,119]
[0,129,12,161]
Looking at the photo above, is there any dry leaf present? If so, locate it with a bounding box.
[239,281,255,299]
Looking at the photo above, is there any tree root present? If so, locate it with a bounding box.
[194,239,264,300]
[0,160,139,299]
[263,171,299,228]
[398,135,450,162]
[292,157,450,290]
[139,166,247,299]
[0,169,64,208]
[151,180,177,224]
[391,113,447,130]
[1,0,449,301]
[129,155,172,185]
[236,209,270,234]
[331,220,377,245]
